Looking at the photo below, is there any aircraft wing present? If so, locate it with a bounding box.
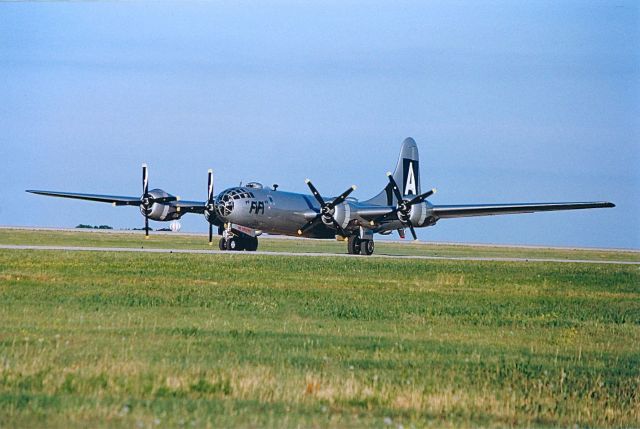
[355,206,395,219]
[26,190,141,206]
[26,190,207,213]
[173,200,206,214]
[432,201,615,219]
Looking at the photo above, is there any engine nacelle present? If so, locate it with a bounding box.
[139,189,182,221]
[408,202,437,227]
[329,202,354,230]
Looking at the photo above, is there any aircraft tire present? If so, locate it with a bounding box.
[347,236,361,255]
[226,237,244,251]
[360,239,374,256]
[218,238,227,251]
[244,237,259,252]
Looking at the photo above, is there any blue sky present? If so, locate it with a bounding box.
[1,1,638,248]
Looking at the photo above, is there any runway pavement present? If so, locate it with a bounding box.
[1,244,638,265]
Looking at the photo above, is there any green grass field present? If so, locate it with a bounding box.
[0,229,638,428]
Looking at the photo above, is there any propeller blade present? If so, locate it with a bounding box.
[206,169,217,245]
[331,219,347,237]
[305,179,326,207]
[386,172,404,203]
[408,188,436,206]
[298,215,322,235]
[407,221,417,240]
[207,169,214,203]
[141,163,150,238]
[327,185,356,209]
[142,163,149,197]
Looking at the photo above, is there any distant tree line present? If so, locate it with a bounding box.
[75,224,113,230]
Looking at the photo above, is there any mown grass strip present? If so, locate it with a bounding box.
[0,247,638,427]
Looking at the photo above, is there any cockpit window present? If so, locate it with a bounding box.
[215,188,255,217]
[224,188,253,200]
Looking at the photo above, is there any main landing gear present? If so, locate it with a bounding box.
[347,236,374,256]
[218,233,258,252]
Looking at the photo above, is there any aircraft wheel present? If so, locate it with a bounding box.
[244,237,259,251]
[360,240,374,256]
[226,237,244,251]
[347,236,361,254]
[218,238,227,251]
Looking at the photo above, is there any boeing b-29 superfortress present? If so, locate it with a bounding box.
[27,138,614,255]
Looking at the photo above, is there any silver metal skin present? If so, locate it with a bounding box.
[26,137,615,254]
[212,187,391,239]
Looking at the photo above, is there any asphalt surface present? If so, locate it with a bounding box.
[1,244,638,265]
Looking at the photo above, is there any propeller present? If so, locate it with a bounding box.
[206,169,216,245]
[142,164,150,238]
[297,179,356,237]
[384,172,436,240]
[139,163,177,238]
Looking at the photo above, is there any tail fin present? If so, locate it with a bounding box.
[365,137,420,206]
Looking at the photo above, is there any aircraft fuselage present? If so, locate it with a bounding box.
[216,187,376,238]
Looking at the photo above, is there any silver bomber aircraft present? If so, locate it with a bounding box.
[27,138,614,255]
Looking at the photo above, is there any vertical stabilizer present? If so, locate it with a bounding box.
[365,137,421,206]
